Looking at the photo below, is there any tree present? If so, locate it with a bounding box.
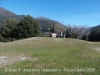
[16,15,40,38]
[88,28,100,41]
[66,24,86,39]
[0,15,41,42]
[0,18,18,41]
[82,35,88,40]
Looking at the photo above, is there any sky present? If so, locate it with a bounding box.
[0,0,100,27]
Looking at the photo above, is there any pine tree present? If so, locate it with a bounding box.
[17,15,40,38]
[0,18,18,41]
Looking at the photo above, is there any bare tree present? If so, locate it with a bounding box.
[66,24,86,39]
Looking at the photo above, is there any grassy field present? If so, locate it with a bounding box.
[0,37,100,75]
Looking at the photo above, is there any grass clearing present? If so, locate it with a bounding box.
[0,37,100,75]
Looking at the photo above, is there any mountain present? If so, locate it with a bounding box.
[91,25,100,30]
[0,7,16,25]
[0,7,66,36]
[1,7,100,37]
[36,17,65,28]
[0,7,24,25]
[0,7,16,16]
[36,17,67,36]
[82,25,100,36]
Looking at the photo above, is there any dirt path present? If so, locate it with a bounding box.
[0,54,36,67]
[93,48,100,52]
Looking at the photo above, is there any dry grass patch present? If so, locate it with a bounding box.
[0,54,37,67]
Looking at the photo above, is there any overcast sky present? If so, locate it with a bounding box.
[0,0,100,27]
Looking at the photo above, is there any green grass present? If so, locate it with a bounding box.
[0,37,100,75]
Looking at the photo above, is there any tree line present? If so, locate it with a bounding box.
[65,25,100,41]
[0,14,99,42]
[0,15,40,42]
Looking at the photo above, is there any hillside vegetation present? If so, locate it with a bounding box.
[0,37,100,75]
